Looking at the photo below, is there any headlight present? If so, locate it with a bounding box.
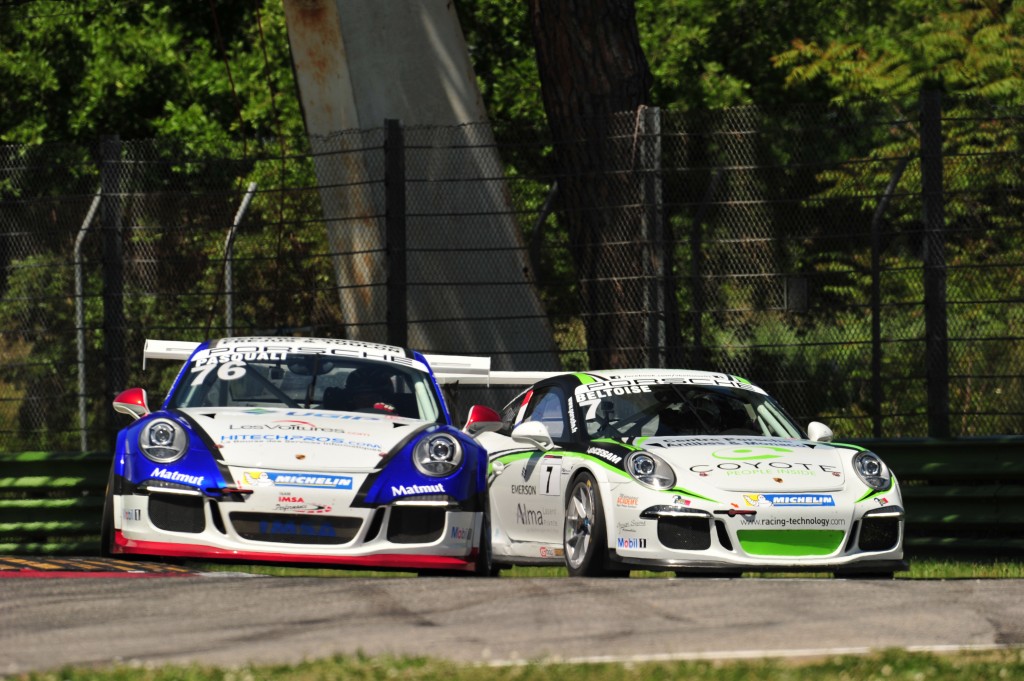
[625,451,675,490]
[853,451,890,491]
[139,418,188,463]
[413,434,463,477]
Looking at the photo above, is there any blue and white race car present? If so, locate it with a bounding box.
[102,336,493,574]
[456,369,907,578]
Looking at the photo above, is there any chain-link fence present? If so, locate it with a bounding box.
[1,93,1021,451]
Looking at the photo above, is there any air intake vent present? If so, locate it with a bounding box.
[230,513,362,545]
[858,516,900,552]
[658,516,712,550]
[150,495,205,533]
[387,507,445,544]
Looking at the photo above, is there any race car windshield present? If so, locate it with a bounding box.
[580,384,804,440]
[169,354,442,421]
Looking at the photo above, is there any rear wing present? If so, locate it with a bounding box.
[141,340,557,387]
[143,339,200,369]
[424,354,559,387]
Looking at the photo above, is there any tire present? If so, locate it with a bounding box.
[473,509,499,577]
[99,466,115,558]
[563,471,612,577]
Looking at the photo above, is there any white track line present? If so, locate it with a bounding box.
[483,643,1017,667]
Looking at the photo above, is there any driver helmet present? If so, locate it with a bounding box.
[346,365,394,395]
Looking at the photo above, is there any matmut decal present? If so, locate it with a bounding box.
[744,494,835,507]
[149,468,204,486]
[241,471,353,489]
[391,483,446,496]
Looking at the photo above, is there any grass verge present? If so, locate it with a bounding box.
[11,648,1024,681]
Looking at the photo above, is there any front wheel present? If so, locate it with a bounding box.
[563,472,612,577]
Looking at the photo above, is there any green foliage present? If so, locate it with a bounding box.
[456,0,544,134]
[775,0,1024,105]
[0,0,303,147]
[457,0,897,119]
[0,253,103,448]
[1,0,1023,441]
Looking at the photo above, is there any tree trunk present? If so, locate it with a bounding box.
[528,0,655,369]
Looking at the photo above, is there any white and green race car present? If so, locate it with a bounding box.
[454,369,906,578]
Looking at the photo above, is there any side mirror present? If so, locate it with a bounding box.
[511,420,555,451]
[807,421,833,443]
[113,388,150,420]
[463,404,502,436]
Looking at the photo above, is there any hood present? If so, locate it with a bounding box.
[643,436,847,492]
[179,407,424,471]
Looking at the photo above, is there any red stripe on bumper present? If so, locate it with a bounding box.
[114,531,477,571]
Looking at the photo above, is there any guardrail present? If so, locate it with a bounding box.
[849,438,1024,555]
[0,451,110,555]
[2,439,1023,556]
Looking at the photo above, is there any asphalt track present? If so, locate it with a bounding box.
[1,557,1023,675]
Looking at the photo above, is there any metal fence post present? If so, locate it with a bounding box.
[870,157,910,438]
[75,190,102,452]
[224,182,258,336]
[385,119,407,348]
[920,88,950,437]
[640,107,665,368]
[690,169,722,370]
[100,135,126,448]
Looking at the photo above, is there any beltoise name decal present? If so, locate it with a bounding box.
[574,375,764,411]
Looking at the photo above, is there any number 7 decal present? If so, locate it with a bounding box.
[540,461,559,495]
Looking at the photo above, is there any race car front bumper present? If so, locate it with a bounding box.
[605,502,906,573]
